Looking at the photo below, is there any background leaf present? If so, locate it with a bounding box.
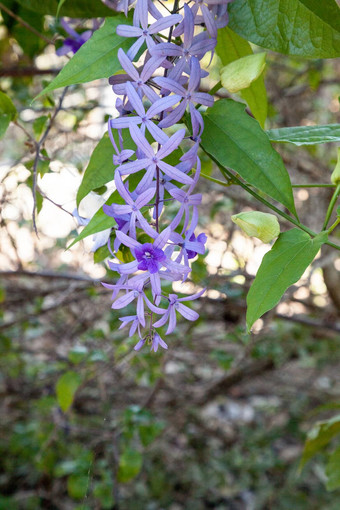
[201,99,296,214]
[326,445,340,491]
[15,0,117,16]
[228,0,340,58]
[0,91,17,139]
[216,27,267,127]
[300,414,340,469]
[246,229,327,330]
[117,448,143,483]
[220,52,266,93]
[56,371,82,412]
[266,124,340,145]
[36,17,132,98]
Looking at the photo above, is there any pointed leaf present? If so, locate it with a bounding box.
[35,17,132,99]
[201,99,296,215]
[246,229,327,330]
[229,0,340,58]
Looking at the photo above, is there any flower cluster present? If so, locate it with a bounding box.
[102,0,231,351]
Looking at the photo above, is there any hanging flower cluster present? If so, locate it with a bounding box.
[103,0,232,351]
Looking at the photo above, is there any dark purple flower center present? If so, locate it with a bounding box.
[135,243,166,274]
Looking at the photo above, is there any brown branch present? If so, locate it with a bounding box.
[0,2,54,44]
[0,68,60,77]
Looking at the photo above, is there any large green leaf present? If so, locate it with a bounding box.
[300,414,340,469]
[56,371,82,412]
[246,229,327,330]
[267,124,340,146]
[326,445,340,491]
[15,0,116,16]
[77,130,135,207]
[201,99,296,214]
[228,0,340,58]
[35,17,132,99]
[216,27,267,127]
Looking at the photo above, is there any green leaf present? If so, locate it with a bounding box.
[67,474,89,499]
[33,115,48,140]
[117,448,143,483]
[0,91,17,139]
[56,371,82,412]
[35,17,132,99]
[216,27,267,128]
[246,229,327,330]
[266,124,340,146]
[326,445,340,491]
[77,130,134,207]
[221,52,266,93]
[228,0,340,58]
[300,414,340,469]
[201,99,296,215]
[15,0,116,16]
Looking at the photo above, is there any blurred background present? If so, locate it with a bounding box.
[1,4,340,509]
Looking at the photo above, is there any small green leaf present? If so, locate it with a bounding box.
[201,99,296,215]
[33,115,48,140]
[326,445,340,491]
[67,474,89,499]
[221,52,266,93]
[246,229,327,330]
[229,0,340,58]
[231,211,280,243]
[117,448,143,483]
[216,26,267,127]
[266,124,340,146]
[300,414,340,470]
[0,91,17,139]
[56,371,82,412]
[35,17,132,99]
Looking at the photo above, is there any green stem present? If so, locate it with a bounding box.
[292,183,336,188]
[322,183,340,230]
[327,217,340,235]
[208,81,222,96]
[217,165,340,252]
[198,171,231,187]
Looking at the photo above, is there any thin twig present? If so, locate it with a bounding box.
[32,87,69,236]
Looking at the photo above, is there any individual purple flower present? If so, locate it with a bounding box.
[119,315,141,338]
[135,243,166,273]
[153,289,206,334]
[110,82,180,144]
[103,171,156,239]
[154,57,214,130]
[116,0,182,60]
[116,124,193,194]
[57,19,92,56]
[108,122,134,166]
[109,49,164,103]
[111,281,164,326]
[134,332,168,352]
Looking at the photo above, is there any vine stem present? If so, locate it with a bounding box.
[292,183,336,188]
[322,183,340,230]
[215,163,340,252]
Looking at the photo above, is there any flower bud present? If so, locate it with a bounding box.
[331,148,340,185]
[231,211,280,243]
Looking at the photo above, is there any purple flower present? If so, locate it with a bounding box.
[153,289,206,334]
[110,82,181,144]
[116,0,182,60]
[109,49,164,103]
[116,124,193,193]
[135,243,166,273]
[57,19,92,56]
